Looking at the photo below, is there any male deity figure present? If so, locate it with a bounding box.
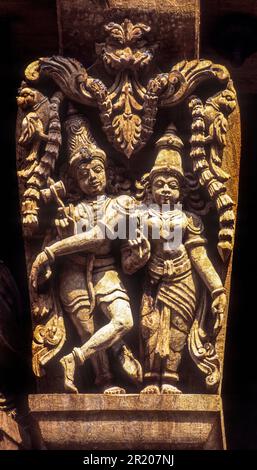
[32,112,144,394]
[123,124,227,394]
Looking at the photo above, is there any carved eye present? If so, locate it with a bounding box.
[154,180,163,188]
[169,182,179,189]
[78,166,89,177]
[93,165,103,173]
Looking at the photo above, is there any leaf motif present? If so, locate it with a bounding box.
[113,113,141,157]
[38,56,94,106]
[160,60,231,107]
[105,20,150,46]
[105,23,125,44]
[129,23,150,43]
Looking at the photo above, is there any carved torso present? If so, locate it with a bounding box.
[72,195,114,257]
[143,208,205,281]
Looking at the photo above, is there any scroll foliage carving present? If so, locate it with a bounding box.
[24,22,234,162]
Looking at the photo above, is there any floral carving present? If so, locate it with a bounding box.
[97,19,155,73]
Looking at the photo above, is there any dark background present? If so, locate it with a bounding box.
[0,0,257,449]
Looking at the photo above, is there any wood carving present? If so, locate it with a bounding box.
[130,125,226,393]
[16,18,240,396]
[23,22,234,163]
[26,110,142,393]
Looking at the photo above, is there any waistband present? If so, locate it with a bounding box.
[148,252,191,282]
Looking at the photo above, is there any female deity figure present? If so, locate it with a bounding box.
[124,124,227,394]
[31,111,144,394]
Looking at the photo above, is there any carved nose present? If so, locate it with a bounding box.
[162,184,171,194]
[89,170,96,180]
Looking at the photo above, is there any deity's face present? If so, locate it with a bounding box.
[151,173,181,207]
[76,158,106,197]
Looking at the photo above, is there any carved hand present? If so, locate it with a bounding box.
[30,251,52,290]
[128,230,150,260]
[211,293,226,333]
[55,205,76,239]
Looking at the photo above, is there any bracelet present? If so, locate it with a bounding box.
[44,246,55,264]
[211,286,226,299]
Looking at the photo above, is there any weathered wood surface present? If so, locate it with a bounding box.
[57,0,200,62]
[29,393,224,450]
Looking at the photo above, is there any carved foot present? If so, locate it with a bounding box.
[103,386,126,395]
[161,383,182,394]
[60,353,78,394]
[140,385,160,394]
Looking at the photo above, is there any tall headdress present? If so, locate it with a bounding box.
[149,123,184,181]
[65,111,106,173]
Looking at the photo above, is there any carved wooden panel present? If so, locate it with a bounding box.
[15,8,240,404]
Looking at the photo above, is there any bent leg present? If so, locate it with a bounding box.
[71,308,113,388]
[72,298,133,366]
[59,263,113,391]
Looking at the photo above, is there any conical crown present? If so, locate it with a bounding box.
[65,112,106,171]
[149,123,184,180]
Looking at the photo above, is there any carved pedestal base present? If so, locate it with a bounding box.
[28,394,225,450]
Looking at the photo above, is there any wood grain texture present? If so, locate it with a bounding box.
[57,0,200,63]
[28,393,224,449]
